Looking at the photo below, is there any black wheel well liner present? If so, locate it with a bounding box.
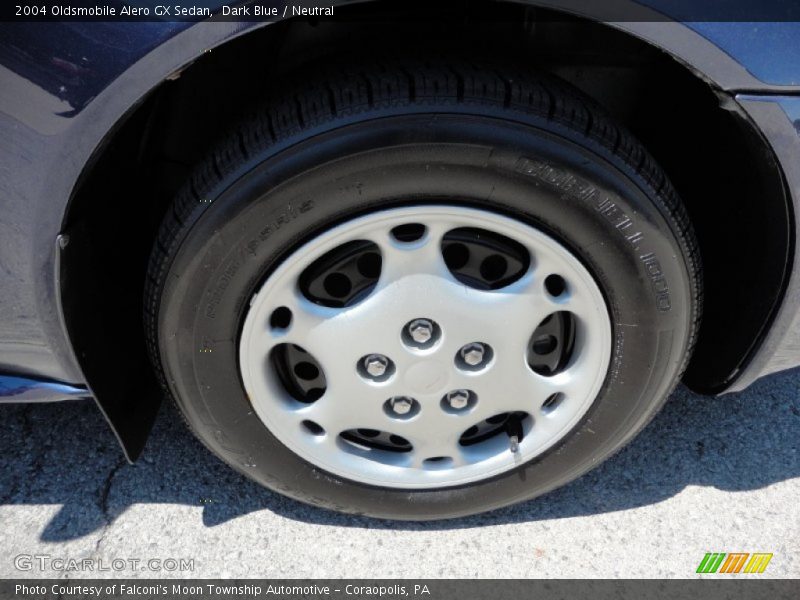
[60,1,792,458]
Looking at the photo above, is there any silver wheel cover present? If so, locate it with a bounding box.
[240,206,612,489]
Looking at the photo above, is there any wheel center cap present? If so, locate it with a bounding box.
[404,360,448,395]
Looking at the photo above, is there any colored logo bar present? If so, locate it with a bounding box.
[696,553,773,574]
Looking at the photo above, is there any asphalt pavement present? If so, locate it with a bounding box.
[1,368,798,578]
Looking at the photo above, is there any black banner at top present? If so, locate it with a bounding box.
[4,0,800,23]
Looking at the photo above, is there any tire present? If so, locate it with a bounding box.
[144,59,701,519]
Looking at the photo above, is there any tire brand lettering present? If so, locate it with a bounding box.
[205,254,242,319]
[640,252,671,312]
[204,201,315,318]
[515,157,671,312]
[257,200,315,242]
[610,327,624,383]
[594,197,644,249]
[516,158,645,251]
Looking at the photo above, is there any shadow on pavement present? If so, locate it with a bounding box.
[1,368,798,541]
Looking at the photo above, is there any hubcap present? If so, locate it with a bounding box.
[239,206,611,488]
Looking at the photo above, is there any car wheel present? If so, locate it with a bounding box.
[144,59,701,519]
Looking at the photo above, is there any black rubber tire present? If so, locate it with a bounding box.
[144,58,701,520]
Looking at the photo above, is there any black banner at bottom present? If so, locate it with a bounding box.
[1,580,799,600]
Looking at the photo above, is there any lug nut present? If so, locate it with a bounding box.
[446,390,470,410]
[364,354,389,377]
[389,396,414,415]
[384,396,417,419]
[460,343,486,367]
[408,319,434,344]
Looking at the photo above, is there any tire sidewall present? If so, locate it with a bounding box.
[157,113,694,519]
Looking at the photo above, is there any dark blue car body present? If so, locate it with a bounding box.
[1,0,800,458]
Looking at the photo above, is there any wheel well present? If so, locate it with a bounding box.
[61,1,791,456]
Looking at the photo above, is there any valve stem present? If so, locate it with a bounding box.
[505,412,524,455]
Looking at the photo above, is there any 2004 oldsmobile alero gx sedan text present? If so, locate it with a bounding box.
[2,1,800,519]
